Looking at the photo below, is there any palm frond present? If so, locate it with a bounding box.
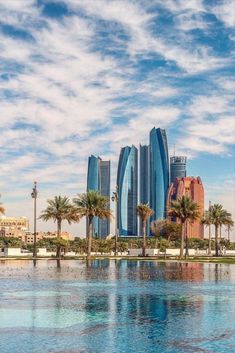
[73,190,112,220]
[209,204,232,227]
[39,196,77,224]
[137,203,154,222]
[168,195,200,223]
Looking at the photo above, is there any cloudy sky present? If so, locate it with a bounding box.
[0,0,234,238]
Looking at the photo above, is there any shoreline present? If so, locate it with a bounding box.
[0,256,235,264]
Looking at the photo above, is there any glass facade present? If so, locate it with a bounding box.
[139,144,150,236]
[139,145,150,204]
[150,127,169,221]
[100,161,111,237]
[170,156,187,184]
[117,145,138,236]
[87,155,110,238]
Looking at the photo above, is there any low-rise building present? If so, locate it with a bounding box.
[25,231,74,244]
[0,215,74,243]
[0,216,29,241]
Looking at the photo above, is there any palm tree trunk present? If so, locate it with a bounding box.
[180,221,185,259]
[87,216,93,259]
[208,223,212,256]
[215,225,219,257]
[185,220,189,258]
[228,226,230,242]
[56,219,62,260]
[142,220,146,257]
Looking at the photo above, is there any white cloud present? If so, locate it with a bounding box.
[174,11,208,31]
[211,0,235,28]
[176,92,235,155]
[156,0,205,13]
[188,95,234,120]
[64,0,228,74]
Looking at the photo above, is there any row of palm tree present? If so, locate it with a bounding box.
[202,204,233,256]
[40,191,112,259]
[1,190,231,260]
[39,191,233,260]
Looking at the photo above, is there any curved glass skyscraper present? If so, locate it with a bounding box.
[150,127,169,221]
[139,144,150,236]
[117,145,138,236]
[87,155,110,238]
[139,145,150,205]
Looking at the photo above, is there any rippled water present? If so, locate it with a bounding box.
[0,259,234,353]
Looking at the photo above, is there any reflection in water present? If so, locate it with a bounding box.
[0,260,234,353]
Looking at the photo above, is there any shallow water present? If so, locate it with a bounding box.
[0,260,234,353]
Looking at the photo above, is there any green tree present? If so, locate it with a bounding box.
[209,204,232,256]
[150,219,165,248]
[71,237,87,254]
[159,238,169,258]
[168,196,200,259]
[52,238,69,256]
[137,203,154,257]
[160,220,181,242]
[1,236,22,248]
[117,241,128,253]
[37,238,56,251]
[73,190,112,259]
[39,196,77,259]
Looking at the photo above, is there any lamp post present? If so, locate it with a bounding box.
[208,200,212,256]
[111,185,119,256]
[31,181,38,259]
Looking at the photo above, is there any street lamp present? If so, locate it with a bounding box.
[111,185,119,256]
[31,181,38,259]
[208,200,212,256]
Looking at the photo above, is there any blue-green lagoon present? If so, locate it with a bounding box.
[0,260,235,353]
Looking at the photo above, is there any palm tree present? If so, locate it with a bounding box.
[73,190,112,259]
[201,209,212,255]
[209,204,232,256]
[137,204,154,257]
[168,196,200,259]
[40,196,77,259]
[224,217,234,241]
[219,210,232,242]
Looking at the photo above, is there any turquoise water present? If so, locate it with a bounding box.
[0,260,235,353]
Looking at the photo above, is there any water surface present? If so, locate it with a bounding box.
[0,260,234,353]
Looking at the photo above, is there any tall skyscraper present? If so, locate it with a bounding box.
[167,177,204,238]
[139,144,150,235]
[87,155,99,237]
[139,145,150,204]
[87,155,110,238]
[117,145,138,236]
[149,127,169,221]
[99,160,111,237]
[170,156,187,184]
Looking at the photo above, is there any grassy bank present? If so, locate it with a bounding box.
[0,255,235,264]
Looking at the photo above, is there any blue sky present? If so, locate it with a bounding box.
[0,0,234,238]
